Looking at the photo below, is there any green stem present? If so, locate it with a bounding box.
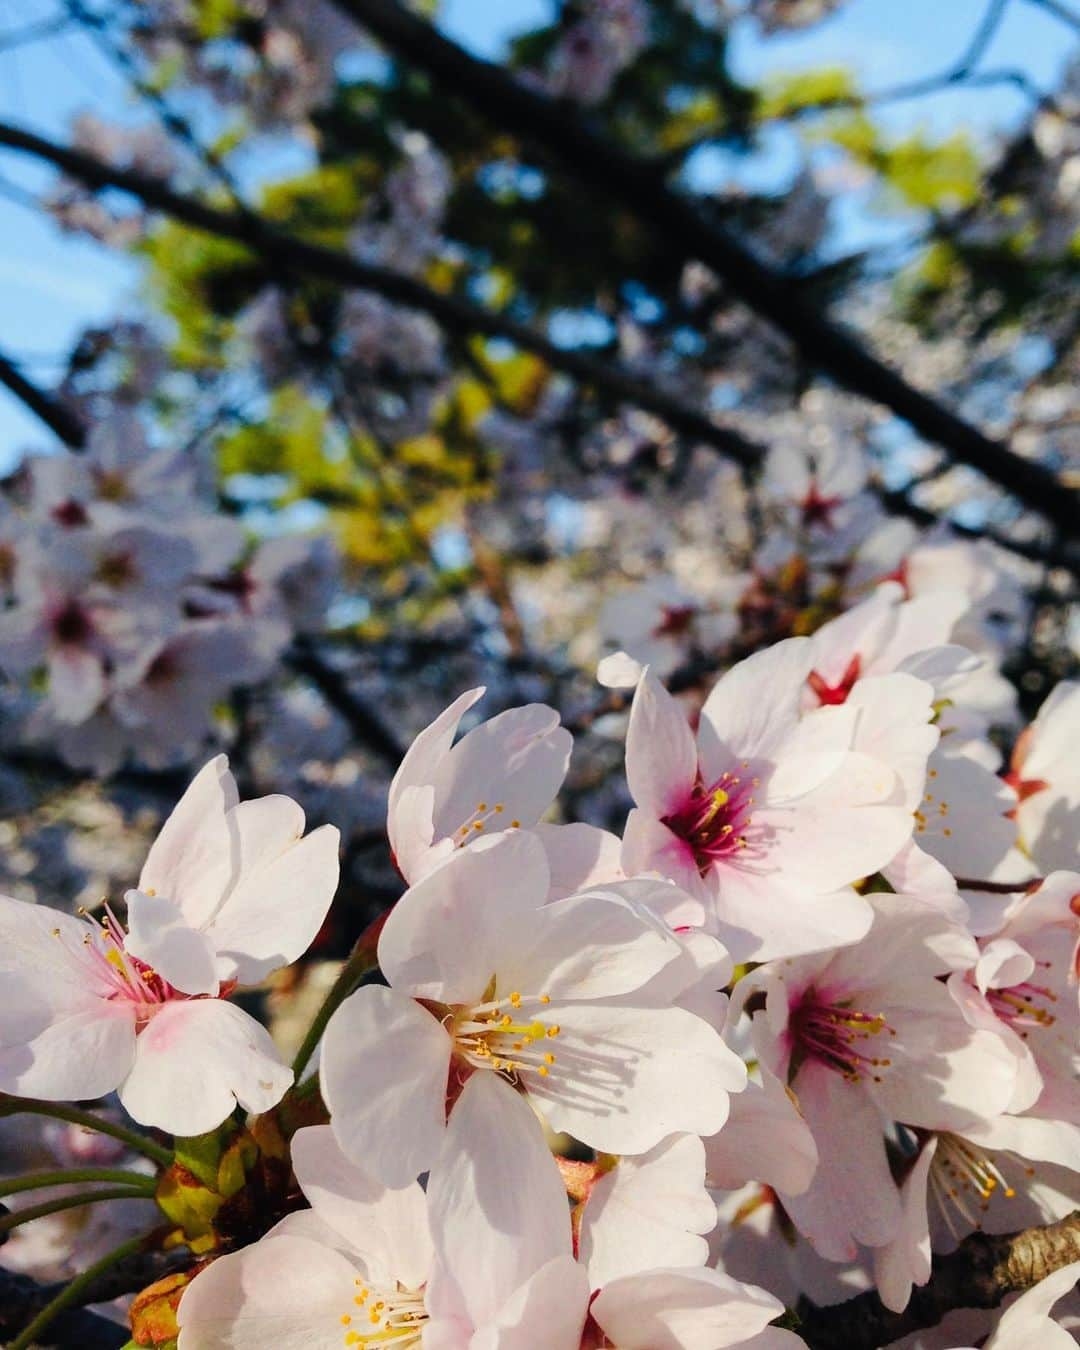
[0,1168,157,1199]
[0,1187,155,1238]
[291,911,388,1080]
[0,1097,172,1168]
[8,1233,147,1350]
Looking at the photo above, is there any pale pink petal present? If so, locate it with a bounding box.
[495,891,685,1003]
[203,823,340,985]
[48,644,106,724]
[124,891,219,996]
[176,1233,360,1350]
[983,1260,1080,1350]
[625,668,698,817]
[698,637,813,773]
[139,755,240,929]
[119,998,292,1135]
[712,871,872,965]
[321,985,451,1188]
[580,1134,716,1288]
[378,832,550,1002]
[873,1138,937,1313]
[621,809,707,901]
[429,1073,572,1329]
[598,651,644,688]
[705,1069,818,1197]
[529,822,623,898]
[388,687,485,831]
[388,782,439,882]
[529,1002,742,1154]
[780,1061,900,1261]
[289,1125,432,1288]
[591,1267,785,1350]
[471,1255,590,1350]
[430,703,571,840]
[0,1001,135,1102]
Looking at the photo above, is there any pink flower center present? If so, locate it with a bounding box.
[807,654,862,707]
[789,988,895,1083]
[662,769,757,877]
[51,598,94,647]
[985,974,1057,1031]
[56,905,189,1029]
[652,604,697,638]
[799,482,844,530]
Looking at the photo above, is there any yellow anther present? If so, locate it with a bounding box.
[539,994,551,1004]
[473,821,484,831]
[510,819,521,828]
[543,1052,555,1064]
[547,1024,560,1037]
[537,1065,549,1076]
[477,802,487,811]
[341,1314,352,1325]
[494,804,504,813]
[510,991,522,1007]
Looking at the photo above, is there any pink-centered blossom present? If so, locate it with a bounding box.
[621,641,915,960]
[735,894,1021,1260]
[0,755,339,1134]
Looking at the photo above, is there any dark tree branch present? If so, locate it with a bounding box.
[0,122,1074,576]
[287,638,406,766]
[0,346,86,447]
[0,118,760,472]
[798,1209,1080,1350]
[329,0,1079,537]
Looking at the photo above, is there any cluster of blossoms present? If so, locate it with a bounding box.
[0,555,1076,1346]
[0,413,337,773]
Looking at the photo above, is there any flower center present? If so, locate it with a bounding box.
[807,654,862,707]
[453,800,521,844]
[341,1278,427,1347]
[985,972,1057,1032]
[928,1133,1031,1238]
[51,599,94,647]
[55,905,183,1028]
[652,604,697,638]
[800,482,844,530]
[788,988,895,1083]
[448,989,561,1084]
[661,769,757,876]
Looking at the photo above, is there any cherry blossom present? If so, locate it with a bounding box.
[0,755,339,1133]
[736,894,1021,1259]
[177,1074,589,1350]
[621,643,915,960]
[321,830,744,1187]
[1008,683,1080,872]
[386,687,573,883]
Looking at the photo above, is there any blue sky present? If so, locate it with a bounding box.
[0,0,1072,461]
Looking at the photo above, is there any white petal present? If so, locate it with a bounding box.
[495,890,685,1003]
[591,1267,785,1350]
[530,1003,743,1154]
[124,891,219,996]
[203,823,340,984]
[529,822,623,898]
[388,688,485,842]
[0,1001,135,1102]
[428,1073,572,1330]
[471,1255,589,1350]
[176,1233,360,1350]
[625,668,698,818]
[984,1260,1080,1350]
[119,999,292,1135]
[378,832,550,1002]
[430,702,572,841]
[704,1070,818,1197]
[873,1138,937,1314]
[580,1134,716,1288]
[598,651,644,688]
[290,1125,432,1288]
[139,756,240,929]
[698,638,812,773]
[321,985,450,1188]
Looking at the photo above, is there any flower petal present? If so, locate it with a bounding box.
[124,891,219,996]
[290,1125,432,1288]
[176,1233,360,1350]
[321,985,451,1189]
[138,755,240,929]
[591,1267,786,1350]
[625,668,698,818]
[119,999,292,1135]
